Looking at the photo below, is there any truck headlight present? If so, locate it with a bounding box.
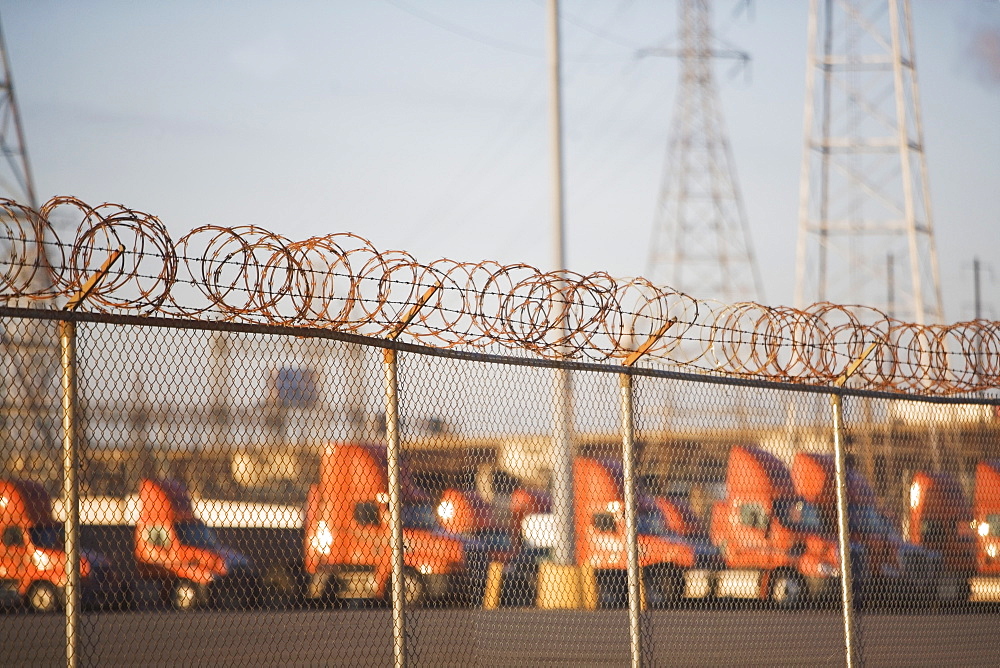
[818,562,838,577]
[32,550,52,571]
[311,521,334,555]
[437,500,455,521]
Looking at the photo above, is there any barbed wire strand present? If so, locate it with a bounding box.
[1,197,998,396]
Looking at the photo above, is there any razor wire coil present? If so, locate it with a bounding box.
[1,196,998,395]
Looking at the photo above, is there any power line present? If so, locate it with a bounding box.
[383,0,543,58]
[401,0,644,249]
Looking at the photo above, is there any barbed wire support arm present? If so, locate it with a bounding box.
[383,281,441,668]
[60,244,124,668]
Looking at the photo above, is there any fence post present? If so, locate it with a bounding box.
[830,342,878,668]
[59,245,124,668]
[58,319,80,668]
[383,282,440,668]
[619,322,674,668]
[383,346,407,668]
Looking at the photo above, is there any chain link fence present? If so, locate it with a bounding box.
[2,198,1000,666]
[2,311,998,666]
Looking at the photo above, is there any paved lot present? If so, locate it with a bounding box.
[3,608,999,666]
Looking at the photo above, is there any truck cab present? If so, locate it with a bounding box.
[0,479,118,612]
[971,461,1000,601]
[436,486,527,605]
[907,470,976,603]
[573,457,704,606]
[304,443,465,607]
[438,485,549,560]
[710,446,841,607]
[974,461,1000,576]
[648,495,702,540]
[908,471,976,568]
[134,478,255,610]
[792,453,937,605]
[519,457,708,607]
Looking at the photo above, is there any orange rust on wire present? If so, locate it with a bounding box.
[388,281,442,341]
[64,244,125,312]
[1,196,998,396]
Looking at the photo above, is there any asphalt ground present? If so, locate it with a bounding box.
[3,607,999,666]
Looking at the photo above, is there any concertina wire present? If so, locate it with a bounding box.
[1,197,997,397]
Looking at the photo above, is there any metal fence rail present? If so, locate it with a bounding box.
[1,197,999,666]
[2,196,999,393]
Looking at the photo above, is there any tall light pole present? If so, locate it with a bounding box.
[547,0,575,567]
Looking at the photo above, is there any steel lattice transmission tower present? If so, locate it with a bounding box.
[644,0,764,303]
[795,0,943,324]
[0,15,51,294]
[0,22,36,210]
[0,15,61,488]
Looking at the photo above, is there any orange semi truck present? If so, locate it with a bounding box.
[973,460,1000,600]
[710,446,843,607]
[520,456,712,607]
[438,482,563,607]
[134,478,257,610]
[436,487,514,605]
[437,485,550,561]
[792,453,939,606]
[304,443,465,606]
[0,479,120,612]
[575,457,711,604]
[907,466,1000,603]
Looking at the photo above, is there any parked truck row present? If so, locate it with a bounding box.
[3,444,1000,613]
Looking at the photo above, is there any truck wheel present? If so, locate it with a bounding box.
[647,564,684,608]
[935,573,971,608]
[391,567,426,608]
[27,581,61,613]
[770,570,806,609]
[263,563,302,609]
[171,579,202,611]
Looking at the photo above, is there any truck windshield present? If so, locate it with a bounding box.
[29,525,64,550]
[637,510,669,536]
[848,504,897,537]
[175,521,219,549]
[470,528,515,553]
[773,498,822,532]
[402,504,439,531]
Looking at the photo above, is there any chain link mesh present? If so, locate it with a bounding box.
[1,312,998,665]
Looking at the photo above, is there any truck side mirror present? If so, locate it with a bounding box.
[2,526,24,547]
[738,504,769,531]
[354,502,381,527]
[146,526,171,548]
[592,513,617,533]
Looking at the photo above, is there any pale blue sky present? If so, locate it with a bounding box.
[1,1,998,321]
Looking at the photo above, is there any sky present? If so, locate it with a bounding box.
[1,0,998,323]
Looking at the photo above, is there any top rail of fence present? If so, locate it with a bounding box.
[1,196,998,397]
